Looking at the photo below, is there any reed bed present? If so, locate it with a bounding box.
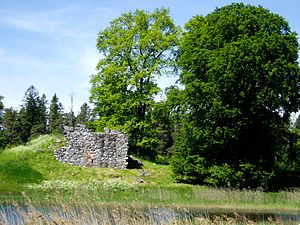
[0,199,297,225]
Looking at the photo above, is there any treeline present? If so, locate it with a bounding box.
[89,4,300,190]
[0,85,91,148]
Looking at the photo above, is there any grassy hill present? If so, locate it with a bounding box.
[0,134,177,194]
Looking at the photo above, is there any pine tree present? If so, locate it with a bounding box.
[22,86,47,140]
[76,103,91,125]
[36,94,47,134]
[2,108,23,146]
[49,94,64,133]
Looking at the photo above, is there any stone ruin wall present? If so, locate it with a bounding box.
[54,124,128,169]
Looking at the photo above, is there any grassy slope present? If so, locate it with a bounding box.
[0,135,300,212]
[0,135,176,192]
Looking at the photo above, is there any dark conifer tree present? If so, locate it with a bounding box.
[76,103,91,125]
[0,96,5,149]
[2,108,23,145]
[36,94,48,134]
[22,86,47,140]
[49,94,64,133]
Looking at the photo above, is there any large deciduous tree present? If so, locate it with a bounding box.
[173,3,300,189]
[90,8,180,158]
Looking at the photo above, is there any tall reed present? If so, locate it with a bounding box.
[0,199,297,225]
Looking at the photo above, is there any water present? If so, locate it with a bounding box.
[0,203,299,225]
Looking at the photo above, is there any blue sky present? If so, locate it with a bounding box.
[0,0,299,114]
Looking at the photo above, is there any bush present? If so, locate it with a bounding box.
[171,153,207,183]
[203,163,275,190]
[204,164,236,188]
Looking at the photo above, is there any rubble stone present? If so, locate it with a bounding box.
[54,124,128,169]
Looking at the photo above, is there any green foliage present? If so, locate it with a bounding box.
[90,8,181,158]
[172,153,207,183]
[37,94,47,135]
[0,96,3,123]
[75,102,91,125]
[204,164,236,188]
[204,163,274,190]
[0,132,5,151]
[173,3,300,189]
[2,108,23,146]
[18,86,48,141]
[49,94,64,134]
[1,86,48,145]
[1,88,73,147]
[151,86,183,163]
[1,88,70,146]
[295,115,300,130]
[0,96,5,149]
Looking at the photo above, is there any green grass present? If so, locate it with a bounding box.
[1,134,300,213]
[0,134,177,194]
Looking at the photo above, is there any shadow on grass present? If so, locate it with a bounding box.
[0,159,43,184]
[126,156,143,169]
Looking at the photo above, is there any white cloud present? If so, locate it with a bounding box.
[0,9,62,33]
[0,5,116,38]
[0,3,119,112]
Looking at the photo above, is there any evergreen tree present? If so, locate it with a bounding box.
[76,103,91,125]
[17,107,31,143]
[151,86,183,163]
[49,94,64,133]
[63,111,75,127]
[2,108,23,146]
[0,96,3,117]
[0,96,3,128]
[22,86,47,140]
[38,94,48,134]
[0,96,5,149]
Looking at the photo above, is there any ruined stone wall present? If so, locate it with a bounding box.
[54,124,128,169]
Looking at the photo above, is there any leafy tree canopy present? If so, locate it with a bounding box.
[90,8,181,158]
[173,3,300,189]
